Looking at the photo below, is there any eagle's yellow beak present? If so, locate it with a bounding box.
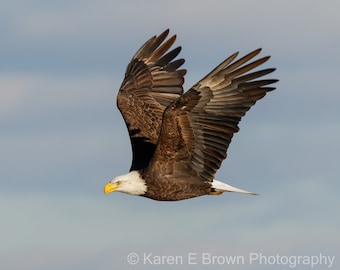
[104,182,118,194]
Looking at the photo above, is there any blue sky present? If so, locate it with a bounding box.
[1,0,339,269]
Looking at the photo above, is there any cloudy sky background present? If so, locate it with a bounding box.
[1,0,339,269]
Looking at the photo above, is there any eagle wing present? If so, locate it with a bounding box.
[148,49,278,183]
[117,29,186,171]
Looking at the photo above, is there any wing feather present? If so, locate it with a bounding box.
[117,30,186,170]
[148,49,278,182]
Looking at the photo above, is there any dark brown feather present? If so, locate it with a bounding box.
[145,48,278,187]
[117,29,186,170]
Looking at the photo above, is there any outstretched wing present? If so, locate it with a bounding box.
[148,49,278,183]
[117,29,186,171]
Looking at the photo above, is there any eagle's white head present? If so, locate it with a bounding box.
[104,171,147,196]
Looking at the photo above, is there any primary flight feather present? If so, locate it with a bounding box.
[104,29,278,201]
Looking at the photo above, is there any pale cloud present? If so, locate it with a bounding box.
[0,75,36,116]
[3,0,339,55]
[0,73,115,118]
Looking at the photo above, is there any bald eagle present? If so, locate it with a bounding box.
[104,29,278,201]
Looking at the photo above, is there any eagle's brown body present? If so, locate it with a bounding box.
[104,29,278,201]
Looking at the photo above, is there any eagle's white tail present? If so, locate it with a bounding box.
[211,179,258,195]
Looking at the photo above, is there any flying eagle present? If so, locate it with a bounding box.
[104,29,278,201]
